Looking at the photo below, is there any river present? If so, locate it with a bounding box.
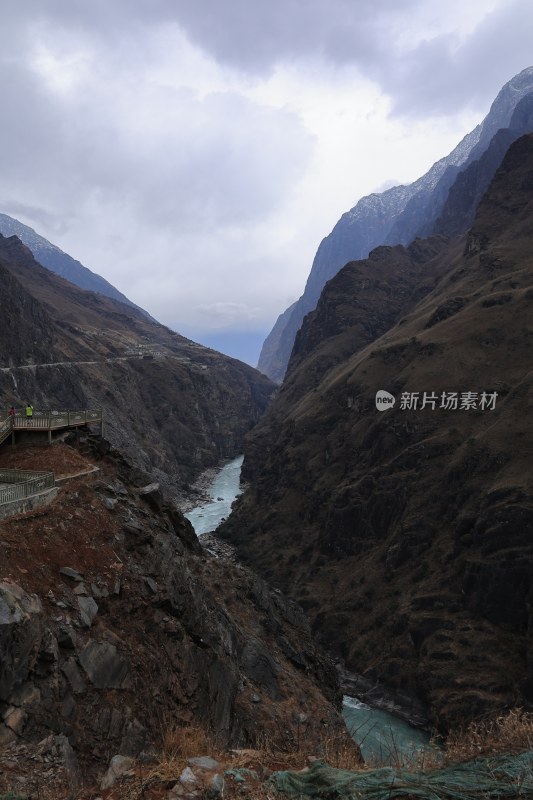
[184,455,432,765]
[184,455,244,535]
[342,696,432,766]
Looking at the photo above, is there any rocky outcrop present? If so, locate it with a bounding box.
[0,438,348,785]
[0,582,43,739]
[221,135,533,730]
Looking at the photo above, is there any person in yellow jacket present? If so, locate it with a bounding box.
[25,402,33,425]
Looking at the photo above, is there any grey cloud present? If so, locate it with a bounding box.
[377,0,533,117]
[170,0,413,73]
[0,8,316,347]
[7,1,531,120]
[7,0,422,73]
[126,91,315,231]
[171,0,533,121]
[2,202,74,237]
[0,40,313,235]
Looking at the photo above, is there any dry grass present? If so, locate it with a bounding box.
[145,723,217,783]
[314,730,364,771]
[444,708,533,763]
[83,712,533,798]
[163,723,217,761]
[91,726,220,800]
[133,723,361,800]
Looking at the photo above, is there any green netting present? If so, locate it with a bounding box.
[271,752,533,799]
[225,767,259,782]
[0,794,27,800]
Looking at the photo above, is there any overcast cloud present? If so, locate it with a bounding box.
[0,1,532,364]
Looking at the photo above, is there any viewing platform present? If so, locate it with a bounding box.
[0,409,103,516]
[0,409,103,446]
[0,468,57,518]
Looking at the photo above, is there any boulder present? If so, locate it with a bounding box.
[61,658,86,695]
[0,582,43,701]
[78,641,130,689]
[139,483,164,512]
[179,766,198,785]
[207,773,224,798]
[100,754,135,789]
[123,522,153,549]
[57,624,76,650]
[78,596,98,627]
[59,567,84,582]
[241,637,281,700]
[188,756,220,771]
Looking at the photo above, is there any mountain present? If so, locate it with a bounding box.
[434,93,533,236]
[221,134,533,731]
[258,66,533,382]
[0,234,359,789]
[0,424,352,790]
[0,232,275,494]
[0,212,148,317]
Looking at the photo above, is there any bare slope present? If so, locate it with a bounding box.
[221,134,533,730]
[0,234,275,491]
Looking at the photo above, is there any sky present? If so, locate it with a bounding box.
[1,1,532,366]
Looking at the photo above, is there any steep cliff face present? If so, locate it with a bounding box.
[0,234,275,491]
[221,135,533,730]
[0,261,58,367]
[258,67,533,383]
[0,441,348,785]
[434,93,533,237]
[287,236,452,387]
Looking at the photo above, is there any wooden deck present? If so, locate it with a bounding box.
[0,409,103,446]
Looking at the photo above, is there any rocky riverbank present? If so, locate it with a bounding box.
[177,463,221,513]
[339,666,429,730]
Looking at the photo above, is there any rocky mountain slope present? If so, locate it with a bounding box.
[258,66,533,382]
[0,233,275,494]
[0,212,147,316]
[221,134,533,731]
[0,440,351,792]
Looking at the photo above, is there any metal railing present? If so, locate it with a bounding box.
[0,469,55,505]
[11,409,102,428]
[0,418,11,446]
[0,409,102,437]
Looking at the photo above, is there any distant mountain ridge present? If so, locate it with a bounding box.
[0,212,150,318]
[0,230,275,492]
[258,66,533,382]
